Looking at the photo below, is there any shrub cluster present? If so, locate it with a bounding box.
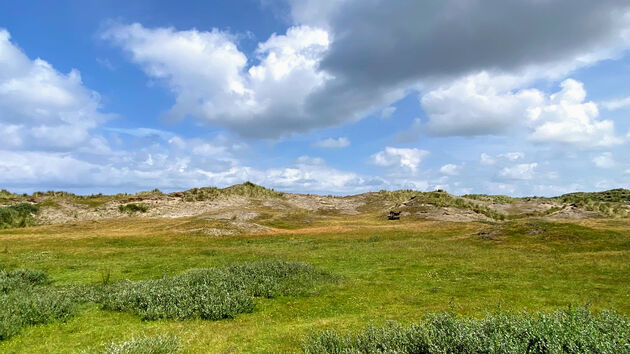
[0,203,39,229]
[118,203,149,214]
[0,269,75,340]
[0,269,49,293]
[303,307,630,354]
[101,260,331,321]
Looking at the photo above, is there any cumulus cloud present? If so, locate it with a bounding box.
[313,137,350,148]
[439,164,460,176]
[592,152,616,168]
[422,72,543,136]
[499,163,538,180]
[370,147,429,172]
[480,153,496,166]
[529,79,623,147]
[103,23,337,138]
[419,74,624,146]
[307,0,630,85]
[0,29,110,152]
[289,0,630,139]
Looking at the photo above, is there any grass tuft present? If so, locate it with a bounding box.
[94,334,181,354]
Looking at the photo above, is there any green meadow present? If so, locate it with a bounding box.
[1,215,629,353]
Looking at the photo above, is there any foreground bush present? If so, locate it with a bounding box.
[101,260,331,321]
[303,307,630,353]
[0,287,76,340]
[95,334,181,354]
[0,203,39,229]
[0,268,49,293]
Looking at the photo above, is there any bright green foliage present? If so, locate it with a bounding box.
[95,334,181,354]
[303,307,630,354]
[101,261,332,321]
[0,203,39,229]
[118,203,149,214]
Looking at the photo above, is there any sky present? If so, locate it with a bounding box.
[1,0,630,196]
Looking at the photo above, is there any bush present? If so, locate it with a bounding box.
[303,307,630,353]
[0,203,39,229]
[118,203,149,214]
[101,260,331,321]
[95,334,181,354]
[0,287,76,340]
[0,269,49,294]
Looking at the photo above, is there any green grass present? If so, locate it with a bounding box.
[0,217,629,352]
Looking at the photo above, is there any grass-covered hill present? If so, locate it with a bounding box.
[0,185,629,230]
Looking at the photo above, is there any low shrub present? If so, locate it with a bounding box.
[95,334,181,354]
[118,203,149,214]
[0,268,49,293]
[303,307,630,353]
[0,203,39,229]
[0,287,76,340]
[101,260,332,321]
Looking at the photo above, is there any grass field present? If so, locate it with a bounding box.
[1,214,629,352]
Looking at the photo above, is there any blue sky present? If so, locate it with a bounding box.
[1,0,630,196]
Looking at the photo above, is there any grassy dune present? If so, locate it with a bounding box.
[0,214,629,352]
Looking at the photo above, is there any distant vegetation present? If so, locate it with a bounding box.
[181,181,284,201]
[373,190,507,220]
[303,307,630,353]
[118,203,149,214]
[0,203,39,229]
[461,193,517,204]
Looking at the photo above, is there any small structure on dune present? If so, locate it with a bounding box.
[388,211,401,220]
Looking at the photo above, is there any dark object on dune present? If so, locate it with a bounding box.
[388,211,401,220]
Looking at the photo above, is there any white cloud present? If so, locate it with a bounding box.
[601,95,630,110]
[419,73,624,147]
[439,164,460,176]
[422,72,544,136]
[313,137,350,148]
[0,29,110,151]
[370,147,429,172]
[500,152,524,161]
[480,152,524,166]
[529,79,623,148]
[380,106,396,119]
[480,153,496,166]
[592,152,616,168]
[104,23,334,138]
[499,163,538,180]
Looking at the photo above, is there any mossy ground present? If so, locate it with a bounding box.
[0,214,629,352]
